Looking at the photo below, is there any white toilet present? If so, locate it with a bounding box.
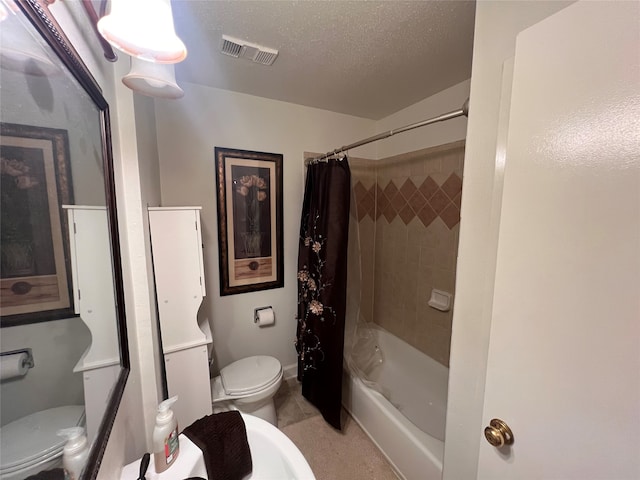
[0,405,85,480]
[211,355,283,426]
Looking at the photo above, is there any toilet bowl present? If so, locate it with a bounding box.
[211,355,283,426]
[0,405,85,480]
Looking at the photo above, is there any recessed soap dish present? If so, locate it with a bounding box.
[428,289,452,312]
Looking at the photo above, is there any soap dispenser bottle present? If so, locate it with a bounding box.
[57,427,89,480]
[153,396,180,473]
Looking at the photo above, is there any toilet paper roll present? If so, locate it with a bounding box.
[255,308,275,327]
[0,352,29,381]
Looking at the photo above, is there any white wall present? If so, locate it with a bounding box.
[154,83,377,372]
[0,70,106,206]
[374,79,470,159]
[443,2,574,479]
[132,94,165,402]
[0,318,89,425]
[94,57,164,475]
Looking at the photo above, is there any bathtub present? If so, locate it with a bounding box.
[342,325,448,480]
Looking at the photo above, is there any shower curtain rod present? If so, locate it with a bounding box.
[305,98,469,166]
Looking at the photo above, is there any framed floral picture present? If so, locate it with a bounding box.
[1,123,74,326]
[215,147,283,295]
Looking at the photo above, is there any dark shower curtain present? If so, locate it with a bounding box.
[296,158,351,430]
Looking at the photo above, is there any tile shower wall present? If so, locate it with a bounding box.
[349,159,377,326]
[352,141,464,366]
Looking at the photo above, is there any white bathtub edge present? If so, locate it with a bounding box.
[342,367,444,480]
[344,402,406,480]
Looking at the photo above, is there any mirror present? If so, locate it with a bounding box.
[0,1,129,479]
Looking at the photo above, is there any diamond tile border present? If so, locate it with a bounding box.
[354,173,462,229]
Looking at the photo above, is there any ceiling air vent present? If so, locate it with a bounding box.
[219,35,279,66]
[253,48,278,66]
[220,36,243,58]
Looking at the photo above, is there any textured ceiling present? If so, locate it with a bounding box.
[172,1,475,120]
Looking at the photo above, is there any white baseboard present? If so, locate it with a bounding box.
[282,362,297,380]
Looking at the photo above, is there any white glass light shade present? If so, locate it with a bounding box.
[0,3,9,23]
[122,57,184,99]
[97,0,187,64]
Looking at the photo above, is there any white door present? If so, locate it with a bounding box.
[478,2,640,478]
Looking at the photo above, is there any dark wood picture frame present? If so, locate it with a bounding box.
[215,147,284,295]
[0,122,75,326]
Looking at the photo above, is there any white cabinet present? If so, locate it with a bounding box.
[63,205,120,442]
[148,207,212,429]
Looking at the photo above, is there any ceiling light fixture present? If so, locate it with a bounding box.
[97,0,187,64]
[0,4,8,23]
[122,57,184,99]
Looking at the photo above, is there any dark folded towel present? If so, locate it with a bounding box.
[24,468,65,480]
[183,411,253,480]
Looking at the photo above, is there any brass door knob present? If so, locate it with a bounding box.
[484,418,514,447]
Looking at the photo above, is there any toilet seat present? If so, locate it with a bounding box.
[220,355,282,397]
[0,405,85,474]
[0,447,62,475]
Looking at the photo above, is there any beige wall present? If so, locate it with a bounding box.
[375,80,470,159]
[153,83,377,374]
[351,141,464,367]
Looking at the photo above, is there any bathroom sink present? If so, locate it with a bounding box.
[120,413,315,479]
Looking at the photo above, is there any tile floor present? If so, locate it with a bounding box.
[275,377,320,428]
[275,377,399,480]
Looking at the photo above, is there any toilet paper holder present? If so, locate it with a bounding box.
[0,348,34,369]
[254,306,272,323]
